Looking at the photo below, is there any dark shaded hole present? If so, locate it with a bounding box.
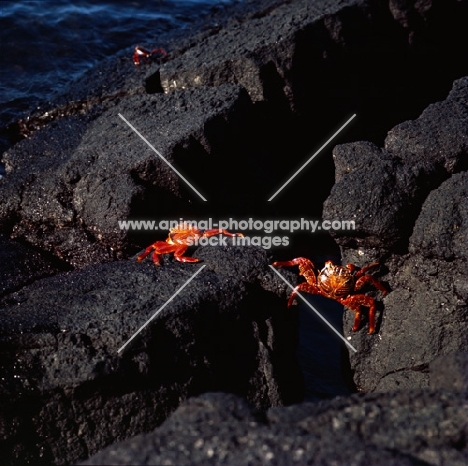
[145,70,164,94]
[296,294,355,400]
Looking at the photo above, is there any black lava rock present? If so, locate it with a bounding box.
[0,234,67,298]
[323,77,468,392]
[80,388,468,466]
[0,246,301,465]
[0,84,254,268]
[1,0,468,464]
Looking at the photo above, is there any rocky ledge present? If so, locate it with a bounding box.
[80,385,467,466]
[1,0,467,465]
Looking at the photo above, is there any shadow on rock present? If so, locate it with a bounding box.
[0,246,302,465]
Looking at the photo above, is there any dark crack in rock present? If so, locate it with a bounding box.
[1,0,468,464]
[323,78,468,392]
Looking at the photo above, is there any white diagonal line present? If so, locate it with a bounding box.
[269,265,357,352]
[268,114,356,201]
[118,113,207,201]
[118,265,206,353]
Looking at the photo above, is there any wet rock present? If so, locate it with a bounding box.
[0,84,254,268]
[80,389,468,466]
[1,0,468,464]
[158,0,399,108]
[0,246,301,466]
[2,0,467,271]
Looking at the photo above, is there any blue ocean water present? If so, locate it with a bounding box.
[0,0,240,156]
[0,1,352,400]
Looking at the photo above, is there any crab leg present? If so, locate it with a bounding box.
[137,241,178,265]
[340,294,377,334]
[287,282,322,307]
[137,246,154,262]
[137,241,167,262]
[272,257,317,285]
[354,275,388,295]
[356,262,380,275]
[173,244,200,263]
[203,229,244,238]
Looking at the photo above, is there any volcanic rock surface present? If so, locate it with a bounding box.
[0,246,302,465]
[323,77,468,392]
[1,0,468,465]
[80,387,468,466]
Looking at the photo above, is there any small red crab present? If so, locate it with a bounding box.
[133,45,168,65]
[137,223,244,265]
[273,258,388,334]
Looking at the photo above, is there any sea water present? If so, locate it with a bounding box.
[0,0,240,154]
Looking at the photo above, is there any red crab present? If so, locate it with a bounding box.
[137,223,244,265]
[272,258,388,334]
[133,45,168,66]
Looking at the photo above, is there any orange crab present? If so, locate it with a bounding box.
[133,45,168,65]
[137,223,243,265]
[272,258,388,334]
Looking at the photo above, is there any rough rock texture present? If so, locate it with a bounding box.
[1,0,468,465]
[0,84,255,268]
[81,386,468,466]
[0,246,301,465]
[325,77,468,253]
[430,352,468,393]
[323,77,468,392]
[159,0,365,104]
[3,0,467,269]
[0,234,67,297]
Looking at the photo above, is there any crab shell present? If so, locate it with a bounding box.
[168,224,203,245]
[318,261,355,299]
